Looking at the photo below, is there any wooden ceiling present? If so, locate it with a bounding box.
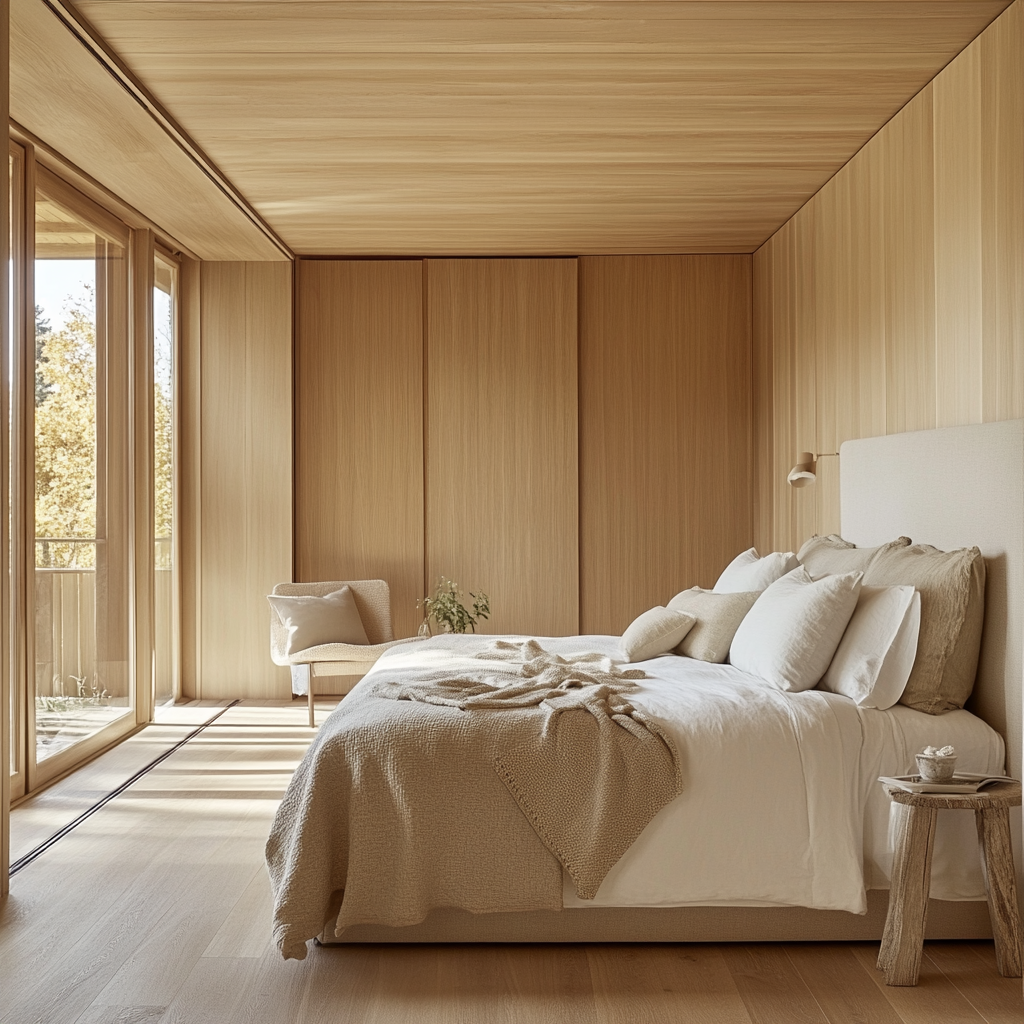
[68,0,1011,256]
[11,0,290,260]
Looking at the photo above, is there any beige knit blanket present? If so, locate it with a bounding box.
[266,639,683,960]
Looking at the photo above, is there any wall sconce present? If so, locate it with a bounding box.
[787,451,838,487]
[787,451,817,488]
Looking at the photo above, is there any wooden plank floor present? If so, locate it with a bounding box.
[1,700,1020,1024]
[10,701,231,861]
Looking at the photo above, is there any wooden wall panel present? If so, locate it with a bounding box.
[295,260,424,641]
[980,2,1024,423]
[933,40,984,428]
[198,262,292,698]
[770,230,798,551]
[882,84,936,436]
[426,258,578,637]
[580,255,752,635]
[753,0,1024,556]
[752,242,774,556]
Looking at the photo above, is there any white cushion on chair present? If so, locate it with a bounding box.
[268,585,370,656]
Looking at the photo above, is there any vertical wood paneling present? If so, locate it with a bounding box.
[178,256,201,700]
[579,255,752,634]
[754,1,1023,556]
[883,84,936,435]
[295,260,424,641]
[793,211,818,547]
[934,40,984,428]
[752,246,774,556]
[426,258,578,637]
[770,230,796,552]
[839,141,887,446]
[981,1,1024,422]
[199,262,292,699]
[814,455,842,538]
[813,183,838,458]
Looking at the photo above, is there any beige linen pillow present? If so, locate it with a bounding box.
[797,534,912,579]
[267,585,370,656]
[621,606,696,663]
[667,588,761,664]
[794,532,917,581]
[863,543,986,714]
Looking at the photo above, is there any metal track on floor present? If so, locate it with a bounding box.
[9,699,241,875]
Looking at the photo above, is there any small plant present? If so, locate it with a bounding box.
[36,673,110,714]
[418,576,491,634]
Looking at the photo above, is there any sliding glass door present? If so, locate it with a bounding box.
[30,171,133,778]
[6,140,180,795]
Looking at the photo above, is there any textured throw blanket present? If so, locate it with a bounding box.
[266,639,683,959]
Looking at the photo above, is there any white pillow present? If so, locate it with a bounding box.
[267,585,370,656]
[621,606,696,663]
[819,586,921,709]
[729,566,863,691]
[714,547,799,593]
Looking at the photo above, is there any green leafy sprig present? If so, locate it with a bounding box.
[418,576,491,634]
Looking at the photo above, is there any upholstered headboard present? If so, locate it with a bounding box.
[840,419,1023,782]
[840,420,1023,899]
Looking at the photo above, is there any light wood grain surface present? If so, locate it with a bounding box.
[11,0,286,260]
[295,260,425,641]
[752,1,1024,559]
[198,263,292,699]
[60,0,1011,255]
[2,701,1021,1024]
[132,229,157,727]
[178,257,202,700]
[425,258,579,637]
[579,255,752,635]
[1,0,9,897]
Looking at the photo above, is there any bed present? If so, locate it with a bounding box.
[268,419,1023,955]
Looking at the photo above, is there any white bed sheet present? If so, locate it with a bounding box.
[555,641,1004,910]
[368,635,1004,916]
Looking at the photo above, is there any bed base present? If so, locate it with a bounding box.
[320,891,993,944]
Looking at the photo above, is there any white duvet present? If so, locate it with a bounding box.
[371,634,1005,915]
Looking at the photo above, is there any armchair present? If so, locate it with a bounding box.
[270,579,419,726]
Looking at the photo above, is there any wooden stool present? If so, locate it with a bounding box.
[878,779,1022,986]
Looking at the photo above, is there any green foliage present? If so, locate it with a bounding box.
[33,290,173,570]
[153,303,174,564]
[34,300,96,568]
[153,376,173,565]
[34,305,53,407]
[418,576,491,634]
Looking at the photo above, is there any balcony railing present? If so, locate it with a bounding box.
[34,537,173,701]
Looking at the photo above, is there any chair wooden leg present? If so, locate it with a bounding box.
[309,685,315,728]
[879,802,937,985]
[976,807,1024,978]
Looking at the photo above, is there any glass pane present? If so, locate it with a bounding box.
[153,255,175,707]
[33,188,131,761]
